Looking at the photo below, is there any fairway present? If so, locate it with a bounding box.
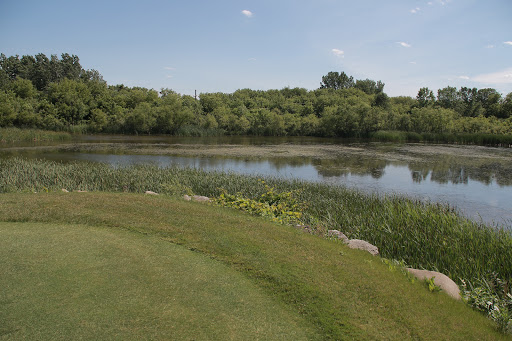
[0,222,315,340]
[0,193,507,340]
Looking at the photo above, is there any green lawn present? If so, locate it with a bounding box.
[0,192,508,340]
[0,222,316,340]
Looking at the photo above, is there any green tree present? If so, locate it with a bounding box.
[416,87,436,107]
[499,92,512,119]
[8,78,37,99]
[0,91,17,126]
[355,79,385,94]
[437,86,459,109]
[319,71,355,90]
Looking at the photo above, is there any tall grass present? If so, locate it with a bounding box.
[0,127,71,143]
[1,157,511,284]
[371,130,512,147]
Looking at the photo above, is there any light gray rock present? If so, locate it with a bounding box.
[145,191,158,195]
[406,268,461,300]
[327,230,349,243]
[61,188,69,193]
[192,195,210,202]
[183,195,192,201]
[347,239,379,256]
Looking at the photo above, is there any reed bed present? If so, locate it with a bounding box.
[0,127,71,143]
[371,130,512,147]
[1,157,511,284]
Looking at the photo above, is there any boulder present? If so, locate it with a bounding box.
[183,195,192,201]
[406,268,460,300]
[347,239,379,256]
[145,191,158,195]
[61,188,69,193]
[327,230,349,244]
[192,195,210,202]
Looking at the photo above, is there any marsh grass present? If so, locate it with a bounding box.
[371,130,512,147]
[1,157,511,285]
[0,127,71,143]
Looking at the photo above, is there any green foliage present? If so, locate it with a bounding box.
[1,53,512,142]
[0,127,70,142]
[213,180,304,225]
[461,275,512,334]
[425,277,441,293]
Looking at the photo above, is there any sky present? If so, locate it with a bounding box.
[1,0,511,97]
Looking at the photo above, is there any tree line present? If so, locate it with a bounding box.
[1,53,511,137]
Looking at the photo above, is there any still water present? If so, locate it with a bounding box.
[2,135,511,226]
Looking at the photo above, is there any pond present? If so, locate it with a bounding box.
[2,135,511,226]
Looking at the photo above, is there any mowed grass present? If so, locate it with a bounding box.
[0,221,317,340]
[0,192,507,340]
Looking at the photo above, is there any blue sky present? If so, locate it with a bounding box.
[1,0,511,97]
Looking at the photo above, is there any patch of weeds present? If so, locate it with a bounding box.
[213,180,305,226]
[425,277,441,293]
[461,273,512,334]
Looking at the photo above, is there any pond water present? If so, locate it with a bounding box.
[2,135,511,226]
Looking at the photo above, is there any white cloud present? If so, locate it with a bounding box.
[241,10,253,18]
[504,41,512,46]
[486,44,495,49]
[410,7,420,13]
[409,61,417,64]
[248,58,257,61]
[473,68,512,84]
[166,75,173,79]
[427,2,433,5]
[458,75,470,80]
[164,67,176,70]
[397,42,411,48]
[331,48,344,57]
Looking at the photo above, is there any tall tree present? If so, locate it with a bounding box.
[437,86,458,109]
[355,79,385,94]
[320,71,355,90]
[416,87,436,107]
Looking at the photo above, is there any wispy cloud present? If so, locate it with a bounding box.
[473,68,512,84]
[409,61,417,65]
[166,75,173,79]
[427,1,433,5]
[248,58,257,62]
[397,42,411,48]
[410,7,420,14]
[458,75,470,80]
[504,41,512,46]
[164,67,176,71]
[486,44,495,49]
[331,48,344,57]
[241,10,253,18]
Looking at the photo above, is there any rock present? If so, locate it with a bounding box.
[183,195,192,201]
[406,268,461,300]
[192,195,210,202]
[327,230,349,244]
[61,188,69,193]
[76,190,87,193]
[347,239,379,256]
[145,191,158,195]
